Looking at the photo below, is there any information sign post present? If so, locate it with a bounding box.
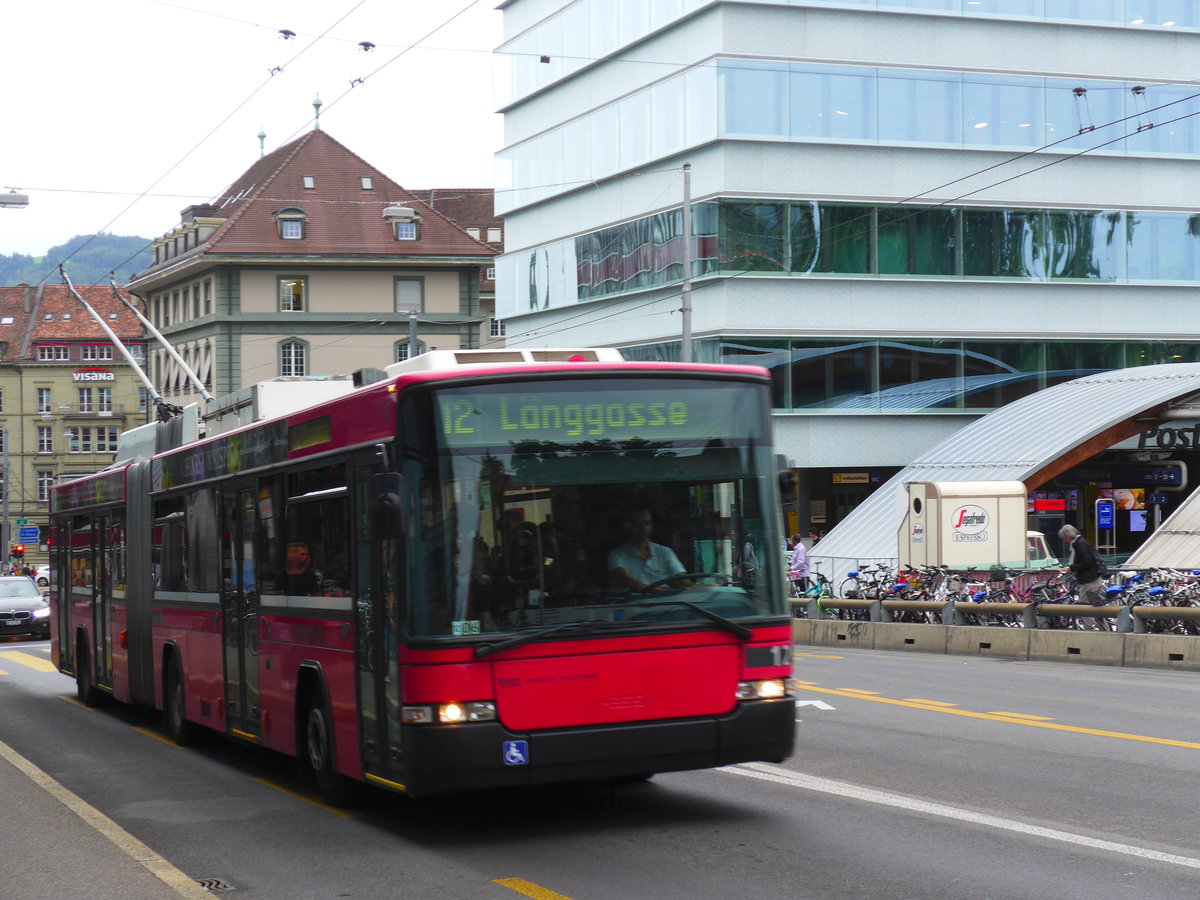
[1095,498,1116,555]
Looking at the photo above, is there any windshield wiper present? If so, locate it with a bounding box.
[626,599,753,639]
[473,621,601,658]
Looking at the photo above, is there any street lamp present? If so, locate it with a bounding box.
[0,190,29,209]
[381,205,422,225]
[382,206,426,360]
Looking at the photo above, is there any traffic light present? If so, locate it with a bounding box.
[11,545,24,559]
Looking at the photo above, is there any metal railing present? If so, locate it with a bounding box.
[798,567,1200,634]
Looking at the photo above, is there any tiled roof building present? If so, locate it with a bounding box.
[129,129,499,408]
[0,283,146,563]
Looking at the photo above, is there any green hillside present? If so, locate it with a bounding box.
[0,234,153,286]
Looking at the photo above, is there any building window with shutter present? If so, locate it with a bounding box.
[394,277,424,313]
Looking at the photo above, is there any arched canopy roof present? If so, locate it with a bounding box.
[811,362,1200,573]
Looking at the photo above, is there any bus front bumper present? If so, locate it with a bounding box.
[397,698,795,797]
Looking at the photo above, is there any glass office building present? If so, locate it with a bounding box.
[495,0,1200,529]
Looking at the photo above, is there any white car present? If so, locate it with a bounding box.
[32,565,49,587]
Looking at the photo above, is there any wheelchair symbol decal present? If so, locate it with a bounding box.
[503,740,529,766]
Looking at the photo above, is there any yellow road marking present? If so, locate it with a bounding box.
[0,650,57,673]
[251,777,355,819]
[796,653,845,659]
[494,877,575,900]
[133,727,180,747]
[804,684,1200,750]
[987,712,1055,721]
[901,699,958,707]
[0,668,7,676]
[0,738,210,898]
[837,688,882,695]
[60,695,89,709]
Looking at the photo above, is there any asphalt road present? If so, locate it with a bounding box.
[2,639,1198,899]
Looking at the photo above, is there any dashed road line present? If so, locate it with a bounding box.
[0,650,58,673]
[251,777,356,819]
[800,684,1200,750]
[494,877,575,899]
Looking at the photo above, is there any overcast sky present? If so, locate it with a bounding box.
[2,0,502,259]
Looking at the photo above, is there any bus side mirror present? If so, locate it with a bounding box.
[777,455,796,494]
[373,472,405,539]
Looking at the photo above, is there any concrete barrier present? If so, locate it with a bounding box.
[1027,629,1125,666]
[873,621,948,654]
[946,625,1030,659]
[807,618,874,649]
[1124,633,1200,670]
[792,618,815,646]
[794,618,1200,669]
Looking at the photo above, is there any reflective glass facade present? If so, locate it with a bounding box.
[575,200,1200,303]
[621,337,1200,412]
[499,1,1197,107]
[498,59,1200,212]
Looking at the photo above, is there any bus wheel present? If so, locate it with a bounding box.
[304,685,355,807]
[75,637,100,708]
[164,657,195,746]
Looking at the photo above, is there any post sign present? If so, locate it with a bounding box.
[18,526,39,542]
[1096,499,1115,530]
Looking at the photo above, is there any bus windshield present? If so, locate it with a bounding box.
[406,377,786,639]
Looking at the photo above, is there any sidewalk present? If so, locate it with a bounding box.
[0,743,209,899]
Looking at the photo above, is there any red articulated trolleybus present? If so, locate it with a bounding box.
[49,349,795,802]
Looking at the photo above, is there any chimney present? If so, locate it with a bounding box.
[18,282,31,313]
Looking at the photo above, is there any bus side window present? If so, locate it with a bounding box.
[286,496,350,597]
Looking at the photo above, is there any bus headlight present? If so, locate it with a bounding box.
[403,702,497,724]
[736,679,793,700]
[438,701,496,723]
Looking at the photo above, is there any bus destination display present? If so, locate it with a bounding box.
[436,384,757,447]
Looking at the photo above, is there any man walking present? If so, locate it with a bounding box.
[1059,524,1107,629]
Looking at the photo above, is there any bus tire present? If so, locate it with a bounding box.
[75,635,100,708]
[304,684,355,807]
[164,656,196,747]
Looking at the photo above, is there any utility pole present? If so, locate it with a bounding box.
[2,428,9,572]
[680,163,693,364]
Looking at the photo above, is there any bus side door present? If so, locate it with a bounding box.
[221,485,261,740]
[354,460,398,781]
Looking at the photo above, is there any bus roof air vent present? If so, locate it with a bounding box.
[385,348,624,375]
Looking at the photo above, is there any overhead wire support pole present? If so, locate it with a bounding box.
[60,266,180,422]
[680,163,693,364]
[112,276,213,403]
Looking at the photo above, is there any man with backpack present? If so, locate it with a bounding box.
[1059,524,1108,627]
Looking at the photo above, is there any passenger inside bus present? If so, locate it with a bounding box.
[284,541,321,595]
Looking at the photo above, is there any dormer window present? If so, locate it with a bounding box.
[303,175,315,189]
[466,227,481,240]
[275,207,307,240]
[394,221,419,241]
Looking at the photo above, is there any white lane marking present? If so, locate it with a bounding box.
[0,739,211,898]
[794,700,835,710]
[722,762,1200,871]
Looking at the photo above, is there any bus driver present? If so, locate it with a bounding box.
[607,507,687,592]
